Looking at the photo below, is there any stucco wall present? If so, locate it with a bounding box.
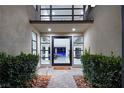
[0,5,40,55]
[84,6,122,56]
[27,5,41,20]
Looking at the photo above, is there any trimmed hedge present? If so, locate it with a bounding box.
[0,52,39,88]
[81,49,121,88]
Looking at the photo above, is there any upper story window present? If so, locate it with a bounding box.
[40,5,90,21]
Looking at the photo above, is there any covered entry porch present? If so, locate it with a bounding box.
[30,21,93,67]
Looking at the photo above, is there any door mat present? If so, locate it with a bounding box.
[53,66,71,70]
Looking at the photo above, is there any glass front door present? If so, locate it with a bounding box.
[52,36,72,66]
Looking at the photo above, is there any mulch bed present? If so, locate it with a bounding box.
[73,75,92,88]
[27,75,52,88]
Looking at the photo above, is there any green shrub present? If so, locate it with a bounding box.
[0,52,39,88]
[81,49,121,88]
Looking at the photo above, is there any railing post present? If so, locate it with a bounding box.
[72,5,74,21]
[50,5,52,21]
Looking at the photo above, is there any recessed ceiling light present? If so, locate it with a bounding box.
[72,28,76,32]
[48,28,51,32]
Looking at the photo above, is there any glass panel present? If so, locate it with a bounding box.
[41,10,50,15]
[52,5,72,8]
[41,46,51,64]
[53,38,70,64]
[41,5,50,8]
[52,10,72,15]
[33,42,36,49]
[41,36,50,44]
[73,36,84,44]
[74,58,82,64]
[52,16,72,21]
[33,51,37,55]
[74,5,83,8]
[74,10,84,15]
[73,36,84,65]
[32,32,37,55]
[40,36,51,64]
[85,5,89,12]
[40,58,50,64]
[74,45,83,50]
[32,32,36,41]
[41,16,50,21]
[73,46,83,64]
[74,16,83,20]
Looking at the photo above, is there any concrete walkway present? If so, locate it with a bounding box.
[36,67,83,88]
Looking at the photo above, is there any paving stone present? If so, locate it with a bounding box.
[36,67,83,88]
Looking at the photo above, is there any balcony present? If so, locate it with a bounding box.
[39,5,93,22]
[30,5,94,33]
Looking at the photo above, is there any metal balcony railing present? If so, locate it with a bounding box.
[40,5,93,22]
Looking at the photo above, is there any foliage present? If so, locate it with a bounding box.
[0,52,39,88]
[81,49,122,88]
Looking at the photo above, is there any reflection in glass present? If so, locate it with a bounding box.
[32,32,37,55]
[74,5,83,8]
[33,51,37,55]
[73,36,84,65]
[53,38,70,64]
[41,10,50,15]
[33,42,36,49]
[32,32,36,41]
[52,10,72,15]
[41,36,51,64]
[73,36,84,44]
[41,36,50,44]
[85,6,89,12]
[52,5,72,8]
[74,16,83,20]
[41,17,50,21]
[74,10,84,15]
[41,5,50,8]
[75,48,81,59]
[40,5,88,21]
[52,16,72,21]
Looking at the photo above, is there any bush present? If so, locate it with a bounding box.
[81,49,121,88]
[0,52,39,88]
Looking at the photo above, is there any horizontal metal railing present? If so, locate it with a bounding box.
[40,5,93,22]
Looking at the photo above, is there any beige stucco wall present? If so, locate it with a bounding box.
[0,5,40,55]
[84,6,122,56]
[27,5,41,20]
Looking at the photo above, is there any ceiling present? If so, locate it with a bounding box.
[31,22,93,33]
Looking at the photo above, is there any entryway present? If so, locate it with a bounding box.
[52,36,72,66]
[40,35,84,66]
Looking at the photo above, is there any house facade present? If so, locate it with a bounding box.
[0,5,122,68]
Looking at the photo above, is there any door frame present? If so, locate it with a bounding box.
[52,36,72,66]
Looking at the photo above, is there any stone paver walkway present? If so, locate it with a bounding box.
[36,67,83,88]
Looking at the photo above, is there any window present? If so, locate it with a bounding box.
[41,10,50,15]
[73,36,84,65]
[74,5,83,8]
[52,5,72,8]
[40,36,51,64]
[32,32,37,55]
[52,10,72,15]
[40,5,90,21]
